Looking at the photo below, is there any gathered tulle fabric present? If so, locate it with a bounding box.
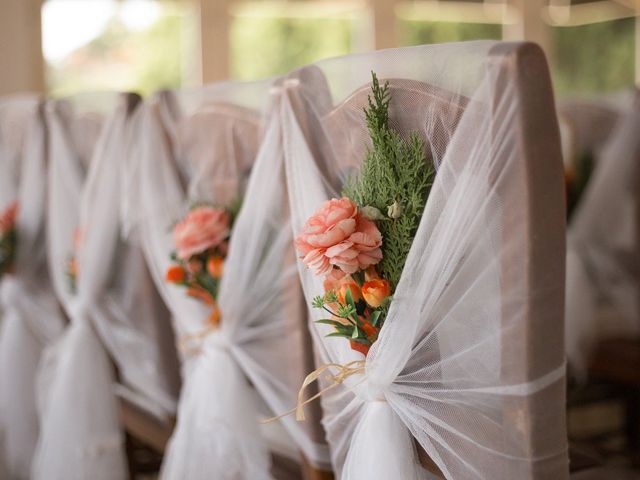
[281,42,568,479]
[33,92,176,480]
[565,106,640,374]
[0,96,41,210]
[0,98,66,480]
[125,82,331,479]
[32,94,127,480]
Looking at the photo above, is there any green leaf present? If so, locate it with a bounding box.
[344,287,361,324]
[351,271,365,288]
[315,319,346,328]
[344,286,354,308]
[352,325,360,339]
[370,310,382,327]
[326,332,354,339]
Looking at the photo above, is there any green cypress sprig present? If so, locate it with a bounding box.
[343,72,435,290]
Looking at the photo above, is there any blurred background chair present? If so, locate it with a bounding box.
[564,97,640,470]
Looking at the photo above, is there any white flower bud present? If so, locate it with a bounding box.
[387,200,402,219]
[359,205,386,221]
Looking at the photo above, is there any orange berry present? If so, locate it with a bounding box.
[68,258,78,276]
[166,265,186,283]
[349,340,370,356]
[206,256,224,279]
[208,306,221,327]
[361,279,391,308]
[361,319,379,340]
[186,286,215,306]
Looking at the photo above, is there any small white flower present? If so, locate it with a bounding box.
[387,201,402,219]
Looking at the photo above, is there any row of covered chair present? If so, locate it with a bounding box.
[0,40,638,479]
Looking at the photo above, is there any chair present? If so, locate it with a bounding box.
[281,41,567,478]
[560,92,640,468]
[558,101,621,220]
[0,96,66,479]
[33,92,180,480]
[126,81,332,479]
[558,100,620,174]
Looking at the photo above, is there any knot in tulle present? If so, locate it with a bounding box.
[353,377,388,404]
[202,329,230,355]
[68,298,91,323]
[0,276,21,309]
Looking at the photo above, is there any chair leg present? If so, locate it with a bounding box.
[625,386,640,467]
[124,432,137,480]
[301,454,334,480]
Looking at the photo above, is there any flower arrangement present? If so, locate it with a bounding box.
[295,73,435,356]
[65,228,82,293]
[0,202,18,277]
[165,203,238,327]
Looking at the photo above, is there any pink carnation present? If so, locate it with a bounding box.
[173,206,229,260]
[294,197,382,276]
[0,202,18,234]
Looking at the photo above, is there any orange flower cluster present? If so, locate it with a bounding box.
[298,198,394,357]
[166,254,225,312]
[0,202,18,277]
[320,267,391,355]
[65,227,83,293]
[166,204,232,327]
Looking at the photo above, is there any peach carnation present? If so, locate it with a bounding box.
[173,206,229,260]
[295,197,382,276]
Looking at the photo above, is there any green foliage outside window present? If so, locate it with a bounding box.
[552,18,635,96]
[399,19,501,46]
[399,17,635,97]
[230,15,353,80]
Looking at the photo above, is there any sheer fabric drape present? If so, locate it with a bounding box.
[565,106,640,375]
[126,81,331,479]
[0,97,36,209]
[32,92,172,480]
[0,97,64,480]
[557,101,620,174]
[281,42,568,479]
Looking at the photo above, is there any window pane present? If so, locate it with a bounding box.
[230,3,364,80]
[552,18,635,96]
[42,0,198,97]
[398,19,501,46]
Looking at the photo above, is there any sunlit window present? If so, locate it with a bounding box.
[230,1,368,80]
[42,0,198,97]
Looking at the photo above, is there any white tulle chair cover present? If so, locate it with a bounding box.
[125,80,331,479]
[557,100,620,173]
[0,97,36,209]
[0,96,63,480]
[565,105,640,374]
[281,42,568,479]
[32,92,170,480]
